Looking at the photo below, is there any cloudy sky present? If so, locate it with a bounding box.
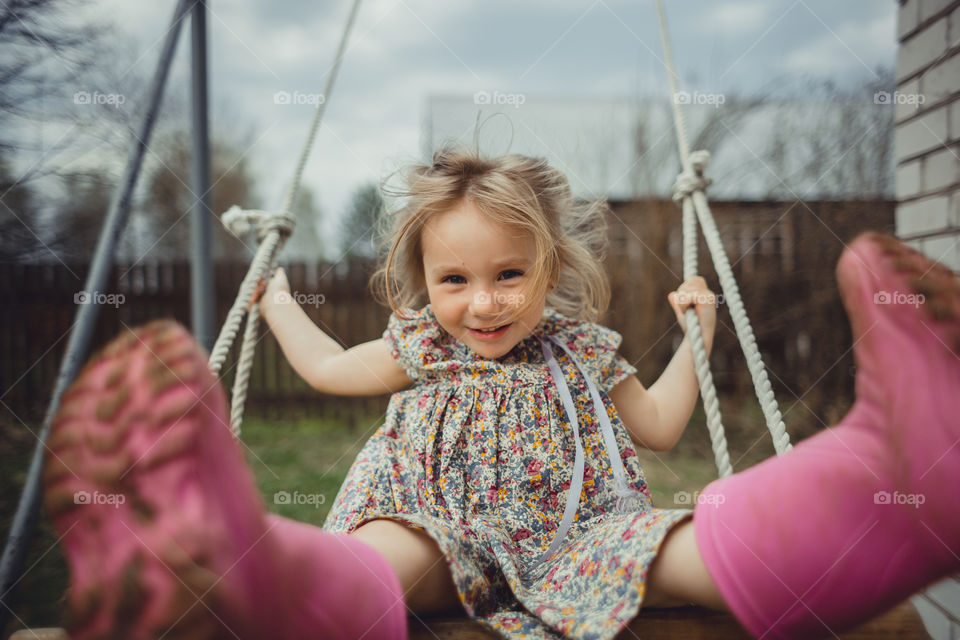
[78,0,897,258]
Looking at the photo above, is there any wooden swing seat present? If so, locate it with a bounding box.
[407,599,930,639]
[6,597,929,638]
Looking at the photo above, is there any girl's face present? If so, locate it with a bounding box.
[421,198,547,359]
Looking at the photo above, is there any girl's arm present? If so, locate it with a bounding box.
[608,277,716,451]
[259,268,413,396]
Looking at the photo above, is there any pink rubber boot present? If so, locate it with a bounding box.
[43,320,407,639]
[692,233,960,639]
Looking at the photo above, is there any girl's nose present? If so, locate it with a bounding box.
[469,289,502,316]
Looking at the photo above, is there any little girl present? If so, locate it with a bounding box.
[43,149,959,640]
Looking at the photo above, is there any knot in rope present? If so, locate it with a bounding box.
[222,205,297,240]
[672,149,713,204]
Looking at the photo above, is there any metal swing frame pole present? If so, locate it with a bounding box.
[0,0,196,627]
[190,0,215,353]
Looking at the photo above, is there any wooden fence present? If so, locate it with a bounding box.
[1,199,894,439]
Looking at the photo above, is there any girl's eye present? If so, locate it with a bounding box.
[441,271,521,284]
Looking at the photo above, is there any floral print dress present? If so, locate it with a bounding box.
[323,304,694,639]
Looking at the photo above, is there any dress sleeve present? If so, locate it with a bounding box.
[554,321,637,395]
[593,325,638,394]
[381,306,437,382]
[600,351,638,394]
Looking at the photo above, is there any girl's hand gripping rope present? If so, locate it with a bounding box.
[248,267,291,315]
[667,276,717,356]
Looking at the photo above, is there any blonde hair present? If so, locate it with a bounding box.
[370,147,611,324]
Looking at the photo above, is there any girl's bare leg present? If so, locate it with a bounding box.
[351,519,463,615]
[644,519,729,611]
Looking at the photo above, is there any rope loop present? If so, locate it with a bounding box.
[672,150,713,204]
[222,205,297,241]
[690,149,710,173]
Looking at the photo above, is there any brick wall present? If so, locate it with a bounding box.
[898,1,960,636]
[896,0,960,267]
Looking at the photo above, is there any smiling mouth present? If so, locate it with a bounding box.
[468,322,513,340]
[473,324,507,332]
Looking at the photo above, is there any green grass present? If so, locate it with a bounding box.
[240,413,384,526]
[1,417,71,635]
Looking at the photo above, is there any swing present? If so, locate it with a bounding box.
[2,0,932,637]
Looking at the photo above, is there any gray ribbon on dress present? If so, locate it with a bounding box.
[536,335,646,565]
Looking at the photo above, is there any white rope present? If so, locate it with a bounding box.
[654,0,791,475]
[208,221,287,436]
[221,206,296,240]
[207,0,363,437]
[678,152,732,477]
